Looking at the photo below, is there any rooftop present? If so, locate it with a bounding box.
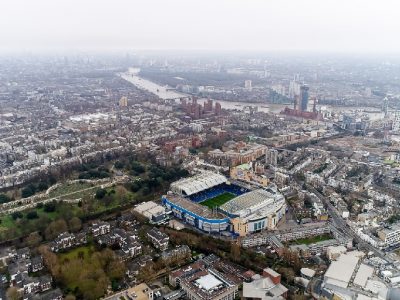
[242,276,288,300]
[170,171,227,196]
[324,251,364,288]
[196,274,223,291]
[164,194,227,220]
[220,188,284,219]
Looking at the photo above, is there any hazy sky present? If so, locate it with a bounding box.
[1,0,400,53]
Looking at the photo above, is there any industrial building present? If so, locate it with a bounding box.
[323,251,365,289]
[134,201,167,223]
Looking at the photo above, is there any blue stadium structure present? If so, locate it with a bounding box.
[162,194,230,232]
[163,171,286,235]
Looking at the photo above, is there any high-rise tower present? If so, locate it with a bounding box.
[300,85,309,111]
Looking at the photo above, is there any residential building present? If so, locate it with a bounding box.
[147,228,169,251]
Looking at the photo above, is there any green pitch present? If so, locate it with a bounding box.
[200,192,236,208]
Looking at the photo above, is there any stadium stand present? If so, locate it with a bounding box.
[170,171,227,196]
[189,183,249,203]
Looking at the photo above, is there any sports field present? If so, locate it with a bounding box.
[200,192,236,208]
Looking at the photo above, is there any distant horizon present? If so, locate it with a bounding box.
[1,48,400,59]
[1,0,400,55]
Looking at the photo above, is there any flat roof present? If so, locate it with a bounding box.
[353,264,374,288]
[196,274,223,291]
[134,201,158,213]
[300,268,316,278]
[324,252,363,288]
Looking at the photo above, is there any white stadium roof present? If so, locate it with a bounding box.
[220,188,285,219]
[170,172,227,196]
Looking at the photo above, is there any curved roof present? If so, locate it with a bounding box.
[170,172,227,196]
[220,188,285,219]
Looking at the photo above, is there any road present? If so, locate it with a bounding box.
[304,183,389,261]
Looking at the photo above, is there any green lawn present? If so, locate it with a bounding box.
[200,192,236,208]
[48,181,94,198]
[289,234,333,245]
[58,245,94,262]
[0,207,60,232]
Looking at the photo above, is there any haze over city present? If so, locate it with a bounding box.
[1,0,400,53]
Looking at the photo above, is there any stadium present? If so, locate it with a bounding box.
[162,171,286,235]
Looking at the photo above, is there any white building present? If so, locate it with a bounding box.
[244,80,252,90]
[323,251,364,289]
[378,224,400,247]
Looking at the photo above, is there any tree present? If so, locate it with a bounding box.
[37,181,49,192]
[0,193,10,204]
[26,211,39,220]
[131,161,145,174]
[44,219,68,240]
[95,189,107,199]
[58,250,110,300]
[25,232,42,248]
[33,215,52,233]
[280,248,302,272]
[230,242,241,262]
[44,201,57,212]
[106,259,126,281]
[11,211,23,220]
[137,261,157,282]
[68,217,82,233]
[142,186,151,196]
[38,245,60,278]
[21,184,36,198]
[6,287,21,300]
[129,182,141,193]
[114,161,124,169]
[48,174,57,185]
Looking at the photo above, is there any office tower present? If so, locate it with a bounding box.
[300,85,309,112]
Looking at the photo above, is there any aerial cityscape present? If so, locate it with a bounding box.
[1,1,400,300]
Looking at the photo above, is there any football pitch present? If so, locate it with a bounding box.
[200,192,236,208]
